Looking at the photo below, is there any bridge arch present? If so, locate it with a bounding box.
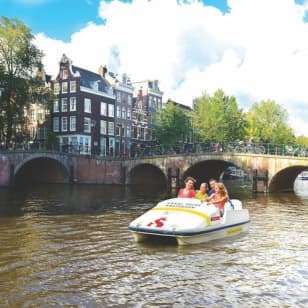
[127,163,167,186]
[181,159,252,185]
[14,154,70,185]
[269,165,307,192]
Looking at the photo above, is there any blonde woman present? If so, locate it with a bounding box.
[206,182,229,215]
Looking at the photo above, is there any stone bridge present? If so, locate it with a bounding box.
[0,151,308,192]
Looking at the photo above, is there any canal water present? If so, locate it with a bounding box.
[0,180,307,307]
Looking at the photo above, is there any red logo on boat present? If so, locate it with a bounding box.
[147,217,167,228]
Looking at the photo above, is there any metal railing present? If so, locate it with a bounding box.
[0,141,307,158]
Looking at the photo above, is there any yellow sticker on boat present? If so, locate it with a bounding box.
[227,226,243,235]
[151,207,211,226]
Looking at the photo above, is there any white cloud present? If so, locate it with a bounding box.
[34,0,308,136]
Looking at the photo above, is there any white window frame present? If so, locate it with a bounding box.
[70,80,76,93]
[53,100,59,112]
[108,121,114,136]
[61,98,68,112]
[108,104,114,117]
[84,98,91,113]
[100,120,107,135]
[100,102,107,116]
[61,116,68,132]
[62,81,68,94]
[53,83,60,95]
[84,117,91,133]
[53,117,59,132]
[70,116,76,131]
[70,97,76,111]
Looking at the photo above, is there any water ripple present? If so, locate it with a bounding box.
[0,184,307,307]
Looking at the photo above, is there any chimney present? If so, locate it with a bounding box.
[98,65,108,78]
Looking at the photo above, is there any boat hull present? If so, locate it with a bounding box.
[128,198,250,245]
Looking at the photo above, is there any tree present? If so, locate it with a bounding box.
[245,100,295,144]
[0,17,44,146]
[192,89,246,143]
[296,135,308,147]
[153,101,192,148]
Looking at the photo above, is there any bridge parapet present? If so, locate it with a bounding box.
[0,151,308,192]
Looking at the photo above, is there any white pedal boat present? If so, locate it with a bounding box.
[128,198,250,245]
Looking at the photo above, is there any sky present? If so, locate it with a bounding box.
[1,0,308,136]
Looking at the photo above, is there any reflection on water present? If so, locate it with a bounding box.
[0,180,307,307]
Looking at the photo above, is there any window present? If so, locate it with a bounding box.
[61,117,68,132]
[109,137,115,156]
[84,117,91,133]
[53,83,60,95]
[100,102,107,116]
[70,80,76,93]
[121,108,126,119]
[116,106,121,118]
[70,97,76,111]
[70,116,76,131]
[116,92,121,102]
[127,95,132,106]
[30,110,35,121]
[61,98,68,112]
[127,108,131,120]
[126,125,131,138]
[84,98,91,113]
[108,104,114,117]
[100,120,107,135]
[108,121,114,135]
[116,124,121,136]
[53,100,59,112]
[37,111,43,121]
[53,117,59,132]
[62,82,68,93]
[100,137,106,156]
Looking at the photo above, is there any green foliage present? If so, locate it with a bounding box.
[295,135,308,147]
[245,100,295,144]
[153,101,192,146]
[0,16,44,145]
[192,89,246,143]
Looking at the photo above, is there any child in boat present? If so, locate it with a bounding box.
[195,182,208,202]
[206,182,228,215]
[177,176,196,198]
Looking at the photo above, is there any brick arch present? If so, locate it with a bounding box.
[14,153,70,185]
[126,163,167,186]
[179,157,254,184]
[269,165,307,192]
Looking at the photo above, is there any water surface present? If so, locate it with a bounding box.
[0,181,307,307]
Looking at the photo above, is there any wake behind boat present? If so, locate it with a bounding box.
[128,198,250,245]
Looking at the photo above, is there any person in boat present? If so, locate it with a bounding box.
[207,178,217,196]
[177,176,196,198]
[195,182,208,202]
[206,182,229,216]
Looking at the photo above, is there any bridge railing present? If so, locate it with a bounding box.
[1,141,307,158]
[137,142,308,158]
